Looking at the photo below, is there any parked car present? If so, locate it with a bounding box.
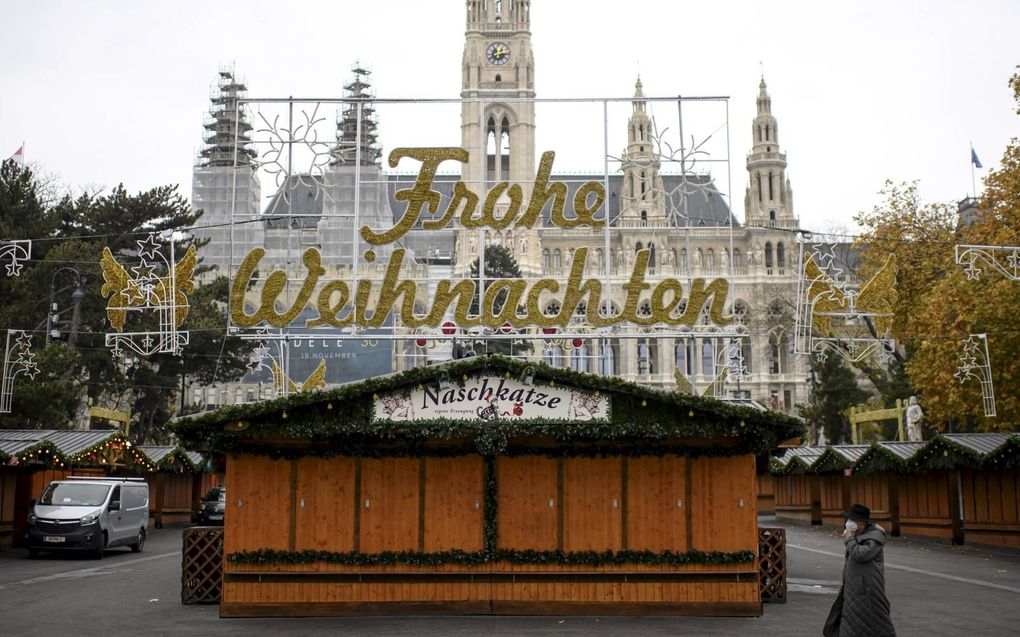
[27,477,149,559]
[196,487,226,526]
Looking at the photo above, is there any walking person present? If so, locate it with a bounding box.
[823,504,897,636]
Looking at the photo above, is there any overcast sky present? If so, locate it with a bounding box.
[2,0,1016,234]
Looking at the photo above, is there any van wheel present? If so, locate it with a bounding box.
[130,529,145,553]
[91,532,106,560]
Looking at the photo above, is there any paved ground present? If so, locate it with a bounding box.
[1,517,1018,636]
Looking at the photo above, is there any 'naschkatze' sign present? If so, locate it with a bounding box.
[373,374,611,423]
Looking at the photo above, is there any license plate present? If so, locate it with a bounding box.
[43,536,66,543]
[209,514,223,520]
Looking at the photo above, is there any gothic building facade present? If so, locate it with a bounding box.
[188,0,807,413]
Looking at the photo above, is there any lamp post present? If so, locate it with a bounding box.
[46,267,86,347]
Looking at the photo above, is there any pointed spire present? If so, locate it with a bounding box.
[757,77,771,114]
[634,75,644,98]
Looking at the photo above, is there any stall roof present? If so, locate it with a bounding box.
[171,355,805,459]
[0,429,125,461]
[768,433,1020,476]
[138,446,205,470]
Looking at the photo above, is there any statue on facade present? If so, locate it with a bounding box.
[905,396,924,442]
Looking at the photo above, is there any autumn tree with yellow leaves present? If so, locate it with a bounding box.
[855,69,1020,431]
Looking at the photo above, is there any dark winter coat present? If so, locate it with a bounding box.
[823,524,896,637]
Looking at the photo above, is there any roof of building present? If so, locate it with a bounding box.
[769,433,1020,476]
[0,430,208,472]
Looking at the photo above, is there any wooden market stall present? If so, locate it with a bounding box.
[770,434,1020,548]
[0,430,204,549]
[173,356,803,618]
[139,446,213,527]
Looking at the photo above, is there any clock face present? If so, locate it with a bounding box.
[486,42,510,65]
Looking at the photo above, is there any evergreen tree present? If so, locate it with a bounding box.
[460,244,532,357]
[0,165,249,440]
[799,354,870,444]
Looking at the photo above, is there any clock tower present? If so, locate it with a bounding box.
[462,0,535,187]
[458,0,540,275]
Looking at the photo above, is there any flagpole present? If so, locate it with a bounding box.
[970,142,976,198]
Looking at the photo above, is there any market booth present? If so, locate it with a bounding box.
[0,430,155,549]
[770,434,1020,548]
[173,356,802,618]
[139,446,216,527]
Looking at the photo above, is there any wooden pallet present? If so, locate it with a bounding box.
[758,527,787,603]
[181,527,224,604]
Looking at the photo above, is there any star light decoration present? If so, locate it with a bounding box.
[2,330,40,413]
[0,239,31,276]
[956,245,1020,282]
[99,233,196,357]
[955,333,996,417]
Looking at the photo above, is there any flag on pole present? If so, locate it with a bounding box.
[971,147,983,169]
[5,144,24,167]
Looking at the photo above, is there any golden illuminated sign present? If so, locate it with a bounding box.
[230,147,733,332]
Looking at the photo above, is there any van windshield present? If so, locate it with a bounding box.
[39,483,111,507]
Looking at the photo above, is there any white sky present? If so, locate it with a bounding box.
[2,0,1017,234]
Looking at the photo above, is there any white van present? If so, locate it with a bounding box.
[26,477,149,559]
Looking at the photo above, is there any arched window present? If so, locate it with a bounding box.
[765,242,774,268]
[637,339,655,375]
[777,242,786,268]
[598,340,618,375]
[648,243,656,271]
[542,248,550,270]
[593,248,603,269]
[680,248,688,270]
[495,74,502,82]
[675,340,690,375]
[543,344,564,367]
[756,173,763,202]
[768,337,781,375]
[768,171,775,201]
[733,248,742,268]
[552,249,562,270]
[570,342,589,372]
[637,300,652,317]
[701,340,715,377]
[705,248,715,270]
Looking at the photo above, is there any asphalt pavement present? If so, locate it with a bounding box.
[1,516,1018,636]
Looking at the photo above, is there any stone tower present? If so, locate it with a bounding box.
[190,69,262,282]
[744,78,795,228]
[619,78,665,225]
[456,0,541,276]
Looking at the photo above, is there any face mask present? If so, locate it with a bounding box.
[845,520,858,533]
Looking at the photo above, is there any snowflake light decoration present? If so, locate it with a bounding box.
[255,104,335,207]
[2,330,40,413]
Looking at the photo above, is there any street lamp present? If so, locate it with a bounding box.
[46,267,86,347]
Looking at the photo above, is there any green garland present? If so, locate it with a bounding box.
[226,547,756,568]
[171,356,803,459]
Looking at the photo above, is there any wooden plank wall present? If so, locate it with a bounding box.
[756,474,776,515]
[898,472,953,541]
[774,475,815,522]
[0,470,16,551]
[819,474,846,526]
[962,469,1020,548]
[222,452,761,615]
[627,456,686,551]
